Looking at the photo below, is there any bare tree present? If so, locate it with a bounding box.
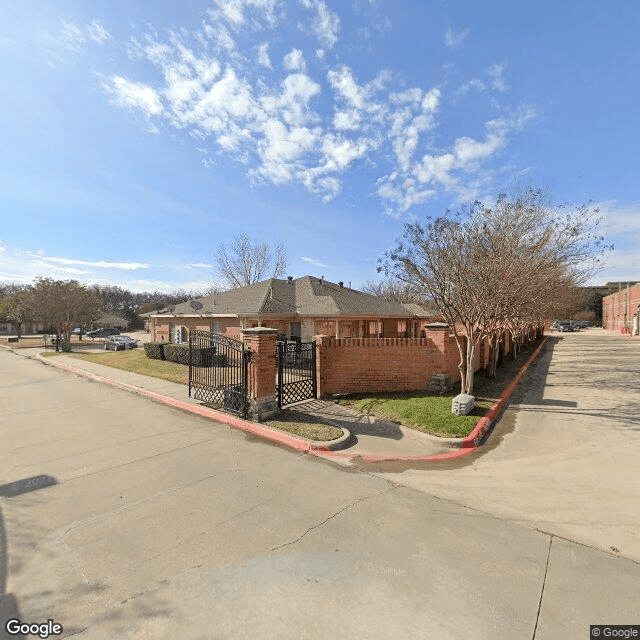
[215,234,287,289]
[381,189,609,395]
[361,279,425,305]
[29,278,102,351]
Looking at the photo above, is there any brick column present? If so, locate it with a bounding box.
[313,335,329,398]
[242,327,279,422]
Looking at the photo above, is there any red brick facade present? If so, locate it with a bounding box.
[602,284,640,334]
[313,328,492,396]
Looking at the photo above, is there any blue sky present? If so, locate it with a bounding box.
[1,1,638,293]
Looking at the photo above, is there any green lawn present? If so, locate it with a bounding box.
[337,391,492,438]
[69,349,190,385]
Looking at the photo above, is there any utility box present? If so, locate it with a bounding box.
[452,393,475,416]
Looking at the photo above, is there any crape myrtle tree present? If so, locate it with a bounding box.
[361,279,426,305]
[381,188,609,395]
[216,234,287,289]
[29,278,102,351]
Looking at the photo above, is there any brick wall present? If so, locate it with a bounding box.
[314,328,513,397]
[602,284,640,334]
[315,328,467,396]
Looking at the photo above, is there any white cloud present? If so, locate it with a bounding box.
[301,256,327,267]
[186,262,214,269]
[104,76,164,118]
[257,42,272,67]
[283,48,306,71]
[86,20,110,44]
[458,78,486,94]
[302,0,340,49]
[208,0,279,28]
[37,256,149,270]
[99,9,536,214]
[377,105,537,213]
[444,25,471,48]
[60,19,110,51]
[487,63,509,92]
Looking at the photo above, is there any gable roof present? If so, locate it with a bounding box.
[155,276,414,319]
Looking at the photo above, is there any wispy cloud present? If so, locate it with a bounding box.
[102,75,164,118]
[186,262,214,269]
[301,256,327,268]
[36,256,149,270]
[458,63,509,95]
[99,5,535,216]
[59,19,110,51]
[444,25,471,48]
[301,0,340,50]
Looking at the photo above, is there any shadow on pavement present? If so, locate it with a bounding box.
[1,508,25,640]
[294,399,404,441]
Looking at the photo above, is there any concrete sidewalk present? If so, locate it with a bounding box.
[5,336,549,463]
[23,349,457,461]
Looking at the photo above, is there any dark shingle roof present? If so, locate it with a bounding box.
[162,276,414,318]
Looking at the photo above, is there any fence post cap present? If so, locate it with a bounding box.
[240,327,279,335]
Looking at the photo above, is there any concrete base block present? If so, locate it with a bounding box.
[249,395,279,422]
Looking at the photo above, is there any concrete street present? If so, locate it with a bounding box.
[371,330,640,564]
[1,331,639,639]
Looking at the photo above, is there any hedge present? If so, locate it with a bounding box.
[144,342,165,360]
[144,342,226,367]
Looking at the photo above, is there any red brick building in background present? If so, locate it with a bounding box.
[602,283,640,334]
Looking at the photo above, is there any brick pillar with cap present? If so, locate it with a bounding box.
[241,327,279,421]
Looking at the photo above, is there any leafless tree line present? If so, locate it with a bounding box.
[0,279,206,350]
[380,187,610,395]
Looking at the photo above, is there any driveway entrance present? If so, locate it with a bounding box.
[376,329,640,563]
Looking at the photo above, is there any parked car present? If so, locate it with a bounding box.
[87,327,120,338]
[104,335,137,351]
[557,323,573,332]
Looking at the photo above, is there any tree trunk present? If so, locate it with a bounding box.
[465,340,476,395]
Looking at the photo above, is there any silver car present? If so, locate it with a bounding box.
[104,335,138,351]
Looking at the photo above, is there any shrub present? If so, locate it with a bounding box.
[163,344,190,365]
[144,342,165,360]
[144,342,228,366]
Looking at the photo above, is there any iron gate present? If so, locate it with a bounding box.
[189,330,249,418]
[276,339,317,408]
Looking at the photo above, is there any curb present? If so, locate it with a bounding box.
[311,335,550,463]
[20,336,548,464]
[34,354,335,454]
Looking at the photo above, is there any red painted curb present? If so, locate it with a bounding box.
[312,335,550,463]
[460,335,550,448]
[35,355,318,453]
[34,336,549,464]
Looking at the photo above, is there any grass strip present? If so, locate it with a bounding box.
[69,349,189,385]
[266,409,343,441]
[337,392,492,438]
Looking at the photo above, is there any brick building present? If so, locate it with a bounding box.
[602,283,640,334]
[149,275,437,344]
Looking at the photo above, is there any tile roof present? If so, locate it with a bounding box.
[160,276,414,318]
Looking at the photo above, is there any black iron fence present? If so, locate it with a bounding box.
[189,330,249,418]
[276,339,317,408]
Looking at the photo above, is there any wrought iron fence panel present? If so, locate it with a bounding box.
[276,339,317,408]
[189,330,248,418]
